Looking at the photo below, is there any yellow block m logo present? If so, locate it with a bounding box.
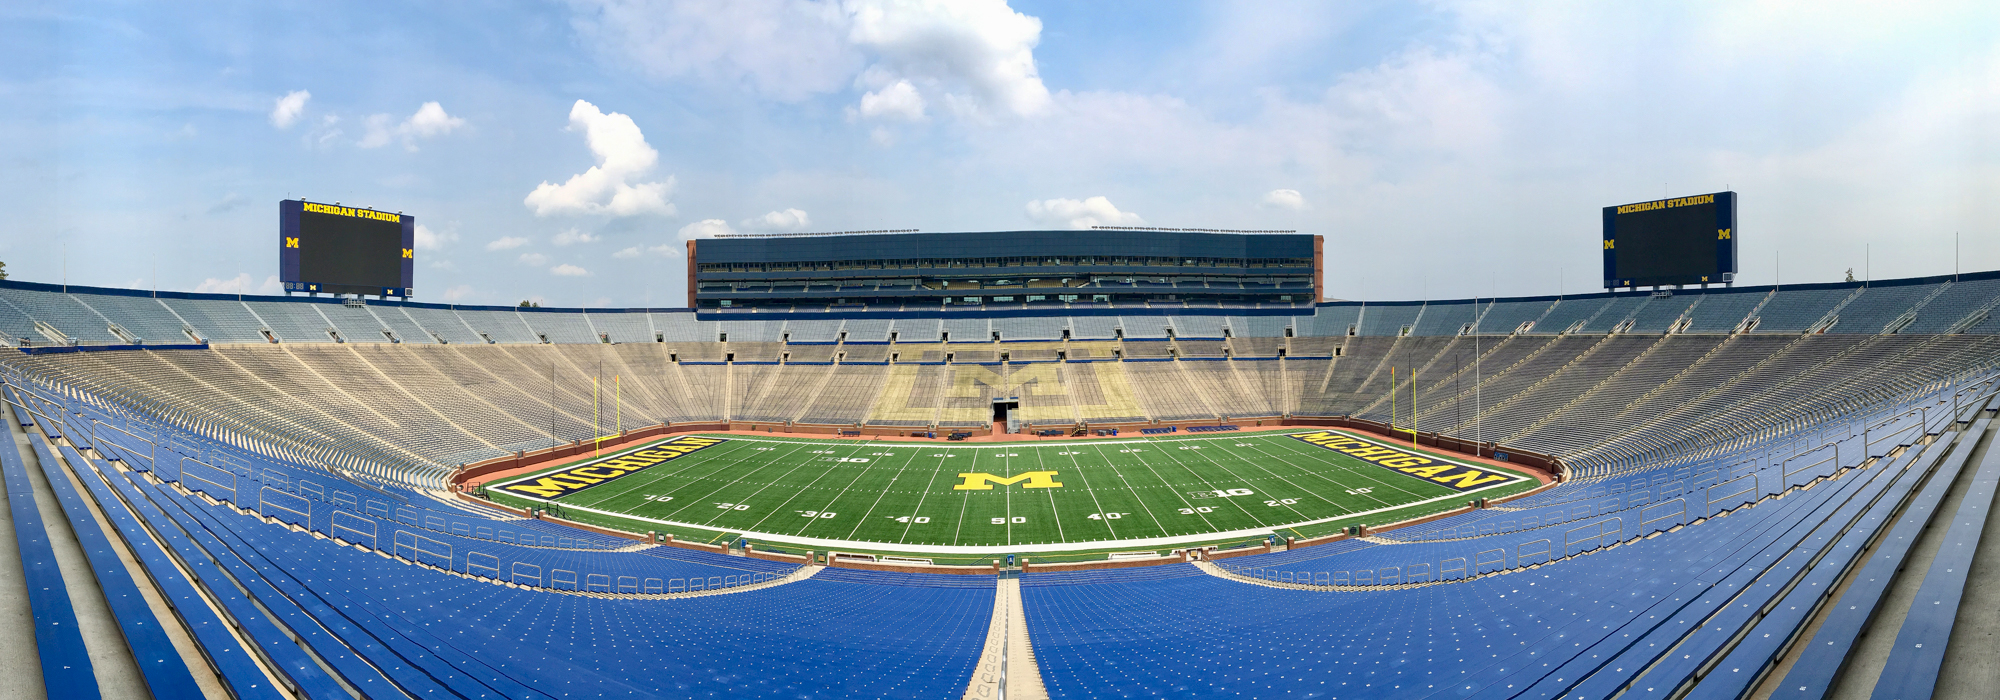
[953,471,1063,490]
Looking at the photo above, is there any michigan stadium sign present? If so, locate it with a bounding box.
[497,436,726,499]
[1288,431,1524,492]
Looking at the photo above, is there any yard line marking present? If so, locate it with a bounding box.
[1140,437,1270,528]
[841,447,926,540]
[742,440,876,533]
[524,437,752,510]
[1171,439,1318,524]
[1089,443,1218,534]
[896,452,953,545]
[1241,436,1413,511]
[1037,446,1099,540]
[637,440,814,523]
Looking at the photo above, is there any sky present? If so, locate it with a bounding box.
[2,0,1997,308]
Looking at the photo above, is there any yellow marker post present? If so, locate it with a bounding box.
[1390,366,1397,431]
[593,376,600,456]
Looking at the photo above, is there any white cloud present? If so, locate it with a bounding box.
[678,218,737,239]
[616,243,682,258]
[193,273,282,295]
[858,79,925,121]
[270,90,310,129]
[441,285,475,302]
[415,224,460,250]
[1024,196,1143,229]
[523,100,677,217]
[519,252,549,265]
[486,236,530,251]
[553,228,601,246]
[739,208,811,231]
[404,102,465,138]
[570,0,1049,121]
[569,0,859,101]
[359,101,466,150]
[1261,189,1306,210]
[551,263,592,276]
[847,0,1051,119]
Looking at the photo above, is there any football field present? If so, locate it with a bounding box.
[484,430,1539,553]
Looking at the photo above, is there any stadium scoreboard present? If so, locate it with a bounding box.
[279,199,413,298]
[1602,191,1736,289]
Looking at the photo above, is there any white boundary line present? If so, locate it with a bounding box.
[488,429,1534,555]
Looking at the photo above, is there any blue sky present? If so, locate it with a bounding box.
[3,0,1997,307]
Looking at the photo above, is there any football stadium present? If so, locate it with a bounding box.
[9,4,2000,699]
[7,224,2000,698]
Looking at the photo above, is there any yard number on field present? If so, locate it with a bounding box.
[992,516,1027,524]
[797,511,837,518]
[1086,512,1127,520]
[715,502,751,510]
[1189,488,1255,499]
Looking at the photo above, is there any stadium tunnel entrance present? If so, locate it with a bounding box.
[992,399,1021,433]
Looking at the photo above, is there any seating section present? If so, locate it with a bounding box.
[5,272,2000,696]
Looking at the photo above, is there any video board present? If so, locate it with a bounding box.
[278,199,413,298]
[1602,191,1736,289]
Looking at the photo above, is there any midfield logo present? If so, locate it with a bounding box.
[952,471,1064,490]
[498,436,725,499]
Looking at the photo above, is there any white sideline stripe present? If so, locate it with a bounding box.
[491,430,1533,555]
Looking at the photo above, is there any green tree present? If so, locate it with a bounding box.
[518,300,540,308]
[0,260,8,280]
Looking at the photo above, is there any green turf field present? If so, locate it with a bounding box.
[482,430,1538,553]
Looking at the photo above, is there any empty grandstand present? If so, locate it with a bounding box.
[688,229,1324,310]
[5,268,2000,698]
